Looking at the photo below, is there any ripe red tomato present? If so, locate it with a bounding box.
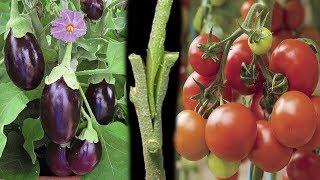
[188,34,221,77]
[271,2,284,32]
[240,0,255,20]
[270,30,296,53]
[249,120,293,172]
[174,110,208,161]
[286,151,320,180]
[298,96,320,151]
[225,35,264,95]
[205,103,257,161]
[250,91,270,120]
[299,26,320,45]
[270,91,317,148]
[241,1,283,33]
[182,72,215,110]
[182,72,234,110]
[284,0,305,30]
[216,172,239,180]
[270,39,319,96]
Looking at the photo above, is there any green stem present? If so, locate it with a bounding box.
[146,0,174,118]
[61,43,73,68]
[251,165,264,180]
[129,54,164,179]
[76,69,110,76]
[0,58,4,66]
[79,86,95,119]
[259,0,275,29]
[10,0,19,20]
[81,107,93,128]
[255,55,273,83]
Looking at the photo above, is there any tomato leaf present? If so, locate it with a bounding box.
[22,118,44,164]
[0,131,40,179]
[83,122,129,180]
[0,82,29,158]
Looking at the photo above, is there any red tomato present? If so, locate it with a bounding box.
[284,0,305,30]
[271,2,284,32]
[287,151,320,180]
[250,91,270,120]
[188,34,221,77]
[174,110,208,161]
[182,72,234,110]
[182,72,215,110]
[240,0,255,20]
[217,172,238,180]
[205,103,257,161]
[249,120,293,172]
[298,96,320,151]
[271,91,317,148]
[299,26,320,45]
[270,30,296,53]
[270,39,319,96]
[225,35,264,95]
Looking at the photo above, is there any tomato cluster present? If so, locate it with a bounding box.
[175,1,320,179]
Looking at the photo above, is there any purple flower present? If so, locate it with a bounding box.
[51,9,87,42]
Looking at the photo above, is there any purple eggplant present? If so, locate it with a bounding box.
[81,0,104,20]
[40,77,81,144]
[85,80,116,125]
[68,139,102,175]
[46,142,72,176]
[4,30,45,90]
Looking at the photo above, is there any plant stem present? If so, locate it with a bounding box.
[146,0,174,117]
[61,43,73,68]
[0,58,4,66]
[81,107,93,128]
[255,55,273,83]
[79,86,95,119]
[129,54,164,179]
[76,69,110,76]
[251,165,264,180]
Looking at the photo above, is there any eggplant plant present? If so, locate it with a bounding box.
[0,0,129,179]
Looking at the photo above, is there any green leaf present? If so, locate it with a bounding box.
[0,131,40,180]
[83,122,129,180]
[0,82,29,157]
[0,65,10,83]
[22,118,44,164]
[106,40,126,75]
[0,13,10,35]
[114,74,126,99]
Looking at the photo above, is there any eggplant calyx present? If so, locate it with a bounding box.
[77,121,99,144]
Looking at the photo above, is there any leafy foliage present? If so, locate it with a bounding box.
[83,122,129,180]
[0,82,29,157]
[0,131,40,180]
[22,118,44,164]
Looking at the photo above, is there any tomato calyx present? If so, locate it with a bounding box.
[240,61,259,88]
[198,33,224,62]
[191,78,219,114]
[299,38,320,60]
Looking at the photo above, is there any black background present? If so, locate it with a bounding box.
[127,0,181,179]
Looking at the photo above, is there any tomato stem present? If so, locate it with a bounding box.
[255,55,273,83]
[251,165,264,180]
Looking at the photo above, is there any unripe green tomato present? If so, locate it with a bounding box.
[248,27,273,55]
[207,153,240,179]
[210,0,226,6]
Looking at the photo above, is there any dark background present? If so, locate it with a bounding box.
[127,0,181,179]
